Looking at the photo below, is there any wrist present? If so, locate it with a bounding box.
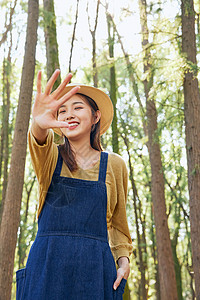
[31,120,49,145]
[117,256,129,267]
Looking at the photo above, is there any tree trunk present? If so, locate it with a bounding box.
[119,116,148,299]
[0,4,15,218]
[106,11,119,153]
[0,0,17,48]
[148,200,161,300]
[87,0,100,87]
[0,0,39,299]
[1,37,12,220]
[0,58,6,205]
[138,0,178,298]
[165,174,184,300]
[124,136,148,300]
[182,0,200,298]
[43,0,61,89]
[107,10,161,299]
[171,228,183,300]
[146,79,178,300]
[18,176,36,268]
[111,16,147,135]
[68,0,79,74]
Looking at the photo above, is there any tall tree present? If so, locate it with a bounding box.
[68,0,80,74]
[0,0,17,48]
[106,11,158,298]
[106,7,119,153]
[0,1,17,221]
[87,0,100,87]
[0,57,7,202]
[110,14,147,135]
[18,175,36,269]
[43,0,62,145]
[0,0,39,299]
[43,0,61,89]
[123,133,148,300]
[0,37,12,224]
[138,0,178,298]
[182,0,200,297]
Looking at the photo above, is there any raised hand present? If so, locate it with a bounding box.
[32,70,80,131]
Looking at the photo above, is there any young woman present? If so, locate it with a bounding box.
[16,70,133,300]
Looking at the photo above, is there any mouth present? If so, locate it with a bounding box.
[68,122,79,129]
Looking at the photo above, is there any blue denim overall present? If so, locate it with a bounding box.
[16,151,127,299]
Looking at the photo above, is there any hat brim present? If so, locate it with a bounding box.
[53,84,114,136]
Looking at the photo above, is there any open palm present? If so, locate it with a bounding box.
[32,70,80,130]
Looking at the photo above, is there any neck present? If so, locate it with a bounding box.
[69,137,93,159]
[67,136,100,169]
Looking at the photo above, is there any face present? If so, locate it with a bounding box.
[57,94,100,141]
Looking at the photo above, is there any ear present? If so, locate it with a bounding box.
[94,110,101,124]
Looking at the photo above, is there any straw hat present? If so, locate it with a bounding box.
[53,84,114,136]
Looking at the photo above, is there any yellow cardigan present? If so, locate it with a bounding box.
[28,128,133,262]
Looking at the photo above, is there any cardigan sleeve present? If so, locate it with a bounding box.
[28,127,58,216]
[107,154,133,262]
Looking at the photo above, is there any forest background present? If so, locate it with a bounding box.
[0,0,200,299]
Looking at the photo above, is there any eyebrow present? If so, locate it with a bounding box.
[72,101,85,105]
[59,101,85,108]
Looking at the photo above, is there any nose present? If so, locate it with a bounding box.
[64,113,75,122]
[66,114,75,120]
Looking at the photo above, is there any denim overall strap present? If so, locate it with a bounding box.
[98,152,108,183]
[53,147,63,176]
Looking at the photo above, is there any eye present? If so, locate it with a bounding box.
[75,106,83,110]
[58,109,66,114]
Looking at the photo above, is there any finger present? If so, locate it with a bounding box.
[45,69,60,95]
[56,86,81,108]
[113,275,123,290]
[37,71,42,94]
[50,120,69,129]
[52,73,73,99]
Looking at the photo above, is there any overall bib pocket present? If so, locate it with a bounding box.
[114,278,127,300]
[16,268,26,300]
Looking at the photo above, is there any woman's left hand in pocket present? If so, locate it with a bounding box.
[113,256,130,290]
